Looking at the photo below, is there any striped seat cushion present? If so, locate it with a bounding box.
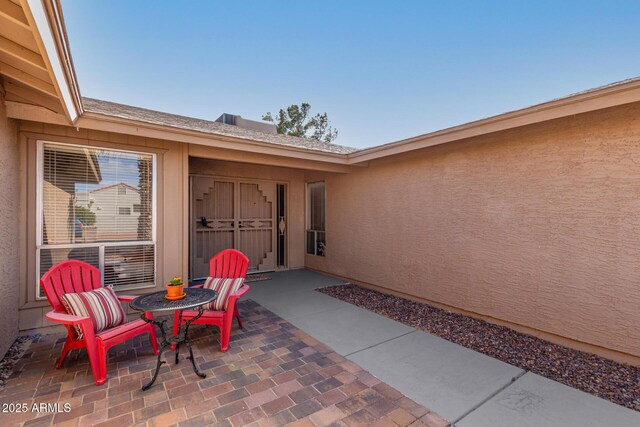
[202,277,244,311]
[61,287,126,339]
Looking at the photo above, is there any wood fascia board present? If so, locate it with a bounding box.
[7,93,63,115]
[0,0,30,29]
[5,90,60,113]
[21,0,79,123]
[47,0,82,113]
[0,60,55,95]
[4,78,62,112]
[6,100,68,124]
[76,113,353,165]
[0,35,47,71]
[187,144,353,173]
[348,79,640,164]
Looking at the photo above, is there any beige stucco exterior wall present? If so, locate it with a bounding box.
[13,99,640,363]
[0,90,20,357]
[306,102,640,363]
[189,157,306,269]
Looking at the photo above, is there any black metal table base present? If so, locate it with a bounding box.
[140,306,206,391]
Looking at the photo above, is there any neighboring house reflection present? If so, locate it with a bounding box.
[76,183,141,241]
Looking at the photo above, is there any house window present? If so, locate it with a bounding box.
[306,181,326,256]
[37,142,156,298]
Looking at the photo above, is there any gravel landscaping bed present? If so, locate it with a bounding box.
[317,284,640,412]
[0,335,37,391]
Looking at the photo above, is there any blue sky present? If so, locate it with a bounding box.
[61,1,640,149]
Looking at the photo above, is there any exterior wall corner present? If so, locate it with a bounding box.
[0,90,21,358]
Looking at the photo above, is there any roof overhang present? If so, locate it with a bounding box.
[1,0,81,124]
[76,111,358,173]
[24,0,83,121]
[19,76,640,173]
[347,77,640,164]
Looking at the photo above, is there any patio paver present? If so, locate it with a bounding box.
[0,299,448,426]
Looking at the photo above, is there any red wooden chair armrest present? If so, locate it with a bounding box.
[116,294,154,320]
[116,295,138,302]
[190,283,247,294]
[45,310,90,325]
[226,285,250,309]
[231,284,250,298]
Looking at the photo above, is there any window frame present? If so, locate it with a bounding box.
[305,181,326,257]
[35,140,158,299]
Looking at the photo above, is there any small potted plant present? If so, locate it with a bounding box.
[166,276,184,299]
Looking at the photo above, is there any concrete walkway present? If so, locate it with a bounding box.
[244,269,640,426]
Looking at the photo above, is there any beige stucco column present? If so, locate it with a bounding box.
[0,87,20,358]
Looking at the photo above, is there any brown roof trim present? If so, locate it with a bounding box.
[77,77,640,167]
[347,77,640,164]
[76,112,354,165]
[49,0,83,115]
[81,97,356,155]
[21,0,83,123]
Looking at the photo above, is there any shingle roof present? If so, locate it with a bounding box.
[82,98,357,155]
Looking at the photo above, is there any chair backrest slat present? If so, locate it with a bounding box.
[80,265,94,292]
[61,266,75,295]
[70,265,84,292]
[209,249,249,279]
[41,261,102,312]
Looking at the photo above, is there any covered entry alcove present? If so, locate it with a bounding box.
[189,156,307,279]
[185,141,355,282]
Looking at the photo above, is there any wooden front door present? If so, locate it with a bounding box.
[190,176,276,278]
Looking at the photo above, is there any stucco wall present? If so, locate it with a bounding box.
[15,101,640,362]
[0,90,20,357]
[306,102,640,362]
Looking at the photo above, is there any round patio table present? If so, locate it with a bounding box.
[130,287,217,391]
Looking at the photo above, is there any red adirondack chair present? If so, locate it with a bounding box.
[173,249,250,352]
[41,260,158,385]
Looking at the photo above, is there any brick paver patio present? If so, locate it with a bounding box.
[0,300,449,427]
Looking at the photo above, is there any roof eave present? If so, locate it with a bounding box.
[21,0,83,124]
[76,111,354,165]
[348,77,640,164]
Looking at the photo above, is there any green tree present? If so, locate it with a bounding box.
[137,157,153,240]
[262,103,338,143]
[74,205,96,226]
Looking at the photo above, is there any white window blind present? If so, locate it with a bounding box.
[37,142,156,297]
[306,181,326,256]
